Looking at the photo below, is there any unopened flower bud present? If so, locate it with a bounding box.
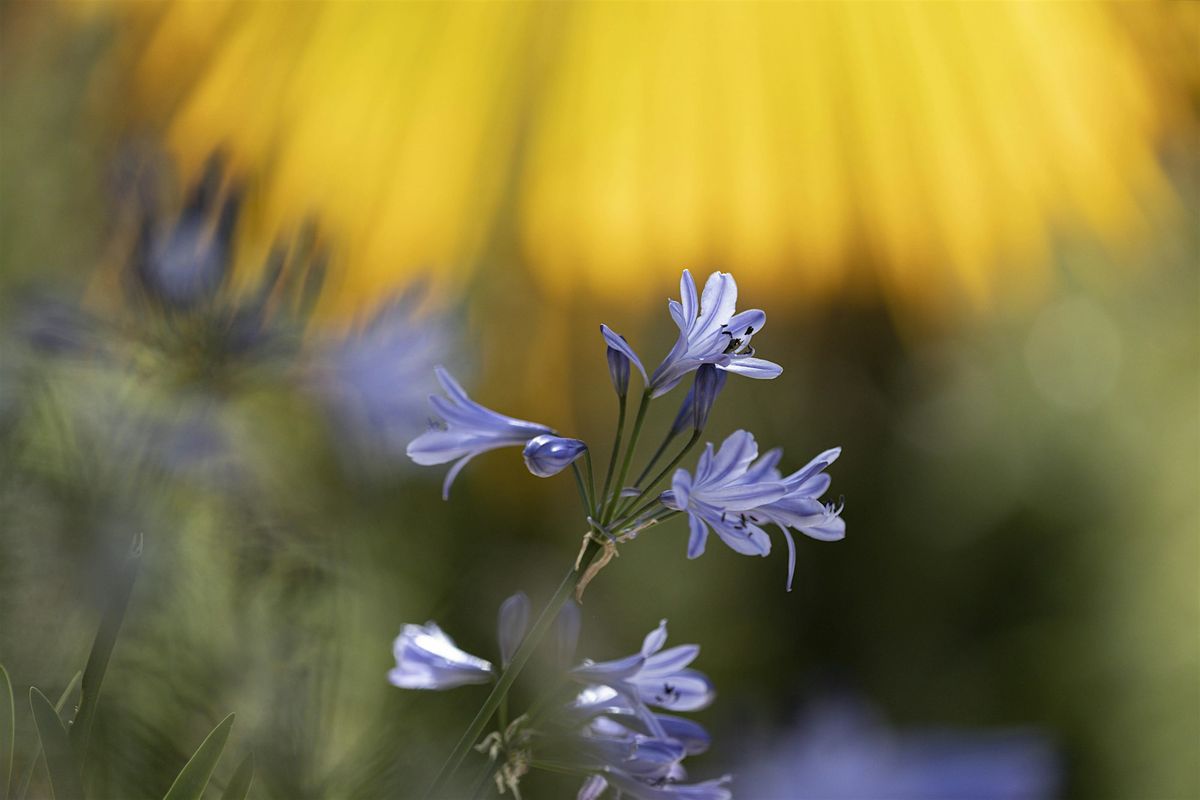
[691,364,726,431]
[522,435,588,478]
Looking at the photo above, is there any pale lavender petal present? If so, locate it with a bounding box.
[641,644,700,677]
[641,619,669,656]
[441,454,475,499]
[578,775,609,800]
[679,269,699,324]
[720,356,783,379]
[686,513,709,559]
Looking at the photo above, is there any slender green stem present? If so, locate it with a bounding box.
[425,541,601,798]
[571,464,593,519]
[610,430,701,529]
[603,390,651,524]
[582,451,597,516]
[631,432,677,490]
[597,396,627,518]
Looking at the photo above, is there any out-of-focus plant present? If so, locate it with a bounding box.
[2,535,254,800]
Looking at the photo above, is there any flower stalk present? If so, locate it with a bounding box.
[425,539,602,798]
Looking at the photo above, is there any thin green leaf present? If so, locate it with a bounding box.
[219,753,254,800]
[162,713,235,800]
[15,672,83,800]
[70,533,142,764]
[1,665,13,800]
[54,673,82,721]
[29,688,84,800]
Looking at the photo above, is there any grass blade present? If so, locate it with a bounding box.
[29,688,84,800]
[70,533,142,764]
[219,753,254,800]
[162,713,235,800]
[1,665,12,800]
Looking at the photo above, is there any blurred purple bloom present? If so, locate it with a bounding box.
[407,366,554,498]
[132,154,237,310]
[497,591,531,668]
[387,622,493,690]
[736,697,1059,800]
[599,771,733,800]
[602,270,781,399]
[571,620,715,722]
[523,434,588,478]
[311,292,448,465]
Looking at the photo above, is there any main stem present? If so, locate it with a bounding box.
[424,540,601,798]
[603,390,651,523]
[598,396,627,516]
[610,430,702,530]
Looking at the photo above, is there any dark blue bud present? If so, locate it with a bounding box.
[522,434,588,478]
[607,344,631,397]
[692,364,726,431]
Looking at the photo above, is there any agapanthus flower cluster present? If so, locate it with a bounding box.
[403,269,845,797]
[407,268,844,591]
[390,594,730,800]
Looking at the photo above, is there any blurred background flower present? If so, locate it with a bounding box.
[0,2,1196,799]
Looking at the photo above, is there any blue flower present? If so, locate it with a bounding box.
[571,620,716,724]
[601,270,781,399]
[387,622,494,690]
[497,591,531,668]
[407,366,554,498]
[661,430,788,560]
[311,290,448,466]
[735,696,1059,800]
[581,771,733,800]
[746,447,846,590]
[664,431,846,590]
[523,434,589,478]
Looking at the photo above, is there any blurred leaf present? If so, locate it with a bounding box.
[162,713,235,800]
[54,673,82,723]
[220,753,254,800]
[29,688,83,800]
[1,665,12,800]
[14,673,84,800]
[70,534,142,763]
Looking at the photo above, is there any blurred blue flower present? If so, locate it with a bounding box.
[131,154,237,311]
[387,622,494,690]
[596,770,733,800]
[310,290,448,467]
[523,434,589,478]
[497,591,531,668]
[602,270,782,399]
[407,366,555,498]
[571,620,715,721]
[736,697,1059,800]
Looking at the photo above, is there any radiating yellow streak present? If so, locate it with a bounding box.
[79,0,1192,320]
